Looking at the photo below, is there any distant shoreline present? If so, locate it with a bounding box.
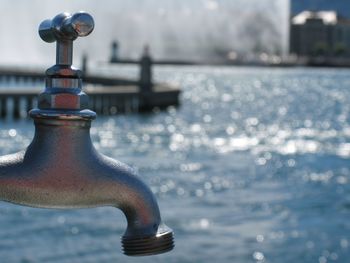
[110,57,350,68]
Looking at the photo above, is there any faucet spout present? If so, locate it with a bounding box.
[0,117,174,255]
[0,11,174,256]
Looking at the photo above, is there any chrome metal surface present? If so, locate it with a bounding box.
[38,12,92,111]
[39,12,94,66]
[48,78,82,89]
[0,11,174,256]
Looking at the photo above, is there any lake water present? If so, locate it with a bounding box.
[0,66,349,263]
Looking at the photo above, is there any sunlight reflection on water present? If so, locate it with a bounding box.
[0,66,349,262]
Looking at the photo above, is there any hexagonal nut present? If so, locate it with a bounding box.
[38,91,89,110]
[46,65,83,78]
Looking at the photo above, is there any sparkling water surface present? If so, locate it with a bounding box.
[0,66,349,262]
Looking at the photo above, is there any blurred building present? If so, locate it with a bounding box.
[291,0,350,18]
[290,11,350,57]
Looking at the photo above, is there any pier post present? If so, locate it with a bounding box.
[26,96,33,115]
[92,95,97,113]
[95,95,102,114]
[139,45,153,110]
[82,54,88,76]
[102,95,110,115]
[110,41,119,63]
[13,97,21,119]
[1,98,7,119]
[110,95,118,114]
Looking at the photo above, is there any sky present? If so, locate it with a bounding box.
[0,0,290,66]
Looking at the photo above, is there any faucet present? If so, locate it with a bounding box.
[0,12,174,256]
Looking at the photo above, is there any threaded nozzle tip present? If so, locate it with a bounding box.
[122,227,174,256]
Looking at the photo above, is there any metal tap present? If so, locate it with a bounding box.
[0,12,174,256]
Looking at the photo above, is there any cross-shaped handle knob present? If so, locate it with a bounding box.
[39,12,94,65]
[39,12,94,42]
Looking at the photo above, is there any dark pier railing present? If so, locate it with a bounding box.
[0,57,180,119]
[0,85,180,119]
[0,68,138,86]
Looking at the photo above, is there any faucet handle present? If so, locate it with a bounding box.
[36,12,95,112]
[39,12,94,43]
[39,12,94,67]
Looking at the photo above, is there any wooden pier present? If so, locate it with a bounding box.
[0,84,180,119]
[0,56,180,119]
